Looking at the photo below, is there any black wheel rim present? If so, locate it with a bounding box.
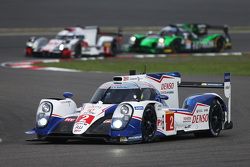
[142,107,157,142]
[210,101,223,134]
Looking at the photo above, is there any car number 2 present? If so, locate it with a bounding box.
[166,112,174,131]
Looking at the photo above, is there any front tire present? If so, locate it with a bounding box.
[141,105,157,143]
[74,43,82,58]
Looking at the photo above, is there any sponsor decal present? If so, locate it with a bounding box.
[134,106,144,110]
[73,122,84,133]
[103,119,111,124]
[64,118,76,122]
[123,76,129,81]
[160,90,174,94]
[183,117,192,123]
[192,114,208,123]
[128,135,142,141]
[76,114,95,125]
[161,83,174,90]
[185,125,191,129]
[157,115,165,129]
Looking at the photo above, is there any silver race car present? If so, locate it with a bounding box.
[25,26,122,58]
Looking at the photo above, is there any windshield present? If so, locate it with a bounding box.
[90,88,158,104]
[56,35,75,40]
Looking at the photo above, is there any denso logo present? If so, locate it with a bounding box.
[192,114,208,123]
[161,83,174,90]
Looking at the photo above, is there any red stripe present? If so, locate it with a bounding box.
[147,75,174,83]
[132,116,142,120]
[173,103,209,116]
[52,114,62,117]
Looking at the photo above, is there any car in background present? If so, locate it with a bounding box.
[26,71,233,144]
[25,26,123,58]
[128,23,232,54]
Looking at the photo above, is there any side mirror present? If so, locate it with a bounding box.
[63,92,73,98]
[156,94,169,100]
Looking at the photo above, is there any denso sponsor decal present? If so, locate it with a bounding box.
[134,106,144,110]
[192,114,208,123]
[161,83,174,90]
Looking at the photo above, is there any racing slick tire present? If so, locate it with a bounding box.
[74,42,82,58]
[141,105,157,143]
[214,37,225,52]
[170,39,181,53]
[194,99,223,137]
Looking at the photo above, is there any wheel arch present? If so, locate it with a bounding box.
[183,93,227,113]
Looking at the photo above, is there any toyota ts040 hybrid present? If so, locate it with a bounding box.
[25,26,122,58]
[128,23,232,54]
[26,71,233,144]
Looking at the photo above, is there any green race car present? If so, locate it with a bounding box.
[128,23,232,54]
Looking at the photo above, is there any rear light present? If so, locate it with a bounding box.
[103,42,111,56]
[25,47,33,56]
[62,48,72,58]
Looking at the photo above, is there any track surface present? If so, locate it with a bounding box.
[1,0,250,166]
[0,0,250,27]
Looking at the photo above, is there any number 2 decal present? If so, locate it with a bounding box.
[166,112,174,131]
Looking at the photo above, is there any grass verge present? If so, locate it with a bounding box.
[38,54,250,76]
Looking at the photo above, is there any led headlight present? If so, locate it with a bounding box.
[129,36,136,45]
[26,42,33,48]
[120,105,129,115]
[42,103,51,113]
[111,104,133,130]
[157,38,165,48]
[36,101,53,128]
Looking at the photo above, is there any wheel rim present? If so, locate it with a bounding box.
[142,107,157,142]
[210,102,223,134]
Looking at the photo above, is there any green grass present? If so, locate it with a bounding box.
[38,54,250,76]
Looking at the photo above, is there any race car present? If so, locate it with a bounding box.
[26,71,233,144]
[25,26,123,58]
[128,23,232,54]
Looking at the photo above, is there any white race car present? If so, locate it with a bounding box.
[26,71,233,144]
[25,26,122,58]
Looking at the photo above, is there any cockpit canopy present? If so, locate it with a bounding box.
[90,81,159,104]
[160,26,178,36]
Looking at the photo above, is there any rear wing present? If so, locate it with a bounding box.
[98,27,123,37]
[206,24,231,43]
[179,73,231,123]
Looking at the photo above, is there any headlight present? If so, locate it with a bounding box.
[120,105,129,114]
[159,38,164,43]
[59,44,64,51]
[157,38,165,48]
[36,102,53,128]
[129,36,136,45]
[26,42,33,48]
[111,104,133,130]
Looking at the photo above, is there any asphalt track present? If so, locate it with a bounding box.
[1,0,250,166]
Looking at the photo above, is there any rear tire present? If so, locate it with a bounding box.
[141,105,157,143]
[214,37,225,52]
[194,99,223,137]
